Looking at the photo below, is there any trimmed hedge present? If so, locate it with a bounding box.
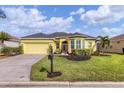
[71,48,91,56]
[1,46,22,56]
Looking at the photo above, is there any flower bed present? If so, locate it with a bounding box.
[64,55,91,61]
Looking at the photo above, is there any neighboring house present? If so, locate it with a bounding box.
[21,32,96,54]
[0,36,20,48]
[104,34,124,54]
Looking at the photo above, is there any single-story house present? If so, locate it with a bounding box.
[104,34,124,54]
[21,32,96,54]
[0,35,20,48]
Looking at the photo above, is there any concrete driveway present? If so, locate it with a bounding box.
[0,54,45,82]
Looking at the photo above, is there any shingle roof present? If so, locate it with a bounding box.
[111,34,124,41]
[21,32,96,39]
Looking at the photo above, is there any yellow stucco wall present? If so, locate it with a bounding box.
[84,39,96,51]
[21,37,96,54]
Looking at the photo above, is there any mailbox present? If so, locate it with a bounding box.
[47,44,62,78]
[48,54,53,60]
[48,44,53,60]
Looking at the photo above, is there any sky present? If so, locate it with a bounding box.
[0,5,124,38]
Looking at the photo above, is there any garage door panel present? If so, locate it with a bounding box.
[24,43,49,54]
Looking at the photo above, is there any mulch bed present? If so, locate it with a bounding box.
[61,55,91,61]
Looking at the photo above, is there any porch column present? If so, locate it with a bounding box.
[74,39,76,49]
[59,41,62,52]
[81,40,83,49]
[68,38,71,53]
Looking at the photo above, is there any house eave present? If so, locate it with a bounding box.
[85,38,96,40]
[21,38,54,40]
[111,39,124,42]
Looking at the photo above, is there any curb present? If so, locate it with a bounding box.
[0,81,70,87]
[1,81,124,87]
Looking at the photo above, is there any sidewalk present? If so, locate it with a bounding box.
[1,81,124,87]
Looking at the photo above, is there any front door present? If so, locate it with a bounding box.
[62,41,68,54]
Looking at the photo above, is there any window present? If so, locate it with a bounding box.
[76,40,81,49]
[56,42,59,49]
[70,39,75,49]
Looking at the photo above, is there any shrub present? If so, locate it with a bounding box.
[1,47,13,56]
[13,46,23,54]
[19,46,23,54]
[83,48,91,55]
[54,49,61,54]
[1,46,22,56]
[75,49,84,55]
[71,49,76,55]
[71,48,92,56]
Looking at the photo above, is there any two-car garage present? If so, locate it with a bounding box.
[21,39,54,54]
[23,43,49,54]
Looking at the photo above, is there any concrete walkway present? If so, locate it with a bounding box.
[0,54,45,82]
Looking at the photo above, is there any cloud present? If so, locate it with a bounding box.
[70,8,85,15]
[0,6,74,37]
[41,16,74,33]
[73,28,81,33]
[100,24,124,37]
[81,5,124,25]
[101,27,121,33]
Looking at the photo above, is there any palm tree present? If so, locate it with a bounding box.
[0,32,10,46]
[96,36,110,55]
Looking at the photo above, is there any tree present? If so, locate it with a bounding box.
[96,36,110,55]
[0,32,10,46]
[0,9,8,46]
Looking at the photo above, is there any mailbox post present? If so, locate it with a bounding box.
[48,44,53,73]
[47,44,62,78]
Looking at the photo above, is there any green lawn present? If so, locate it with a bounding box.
[30,54,124,81]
